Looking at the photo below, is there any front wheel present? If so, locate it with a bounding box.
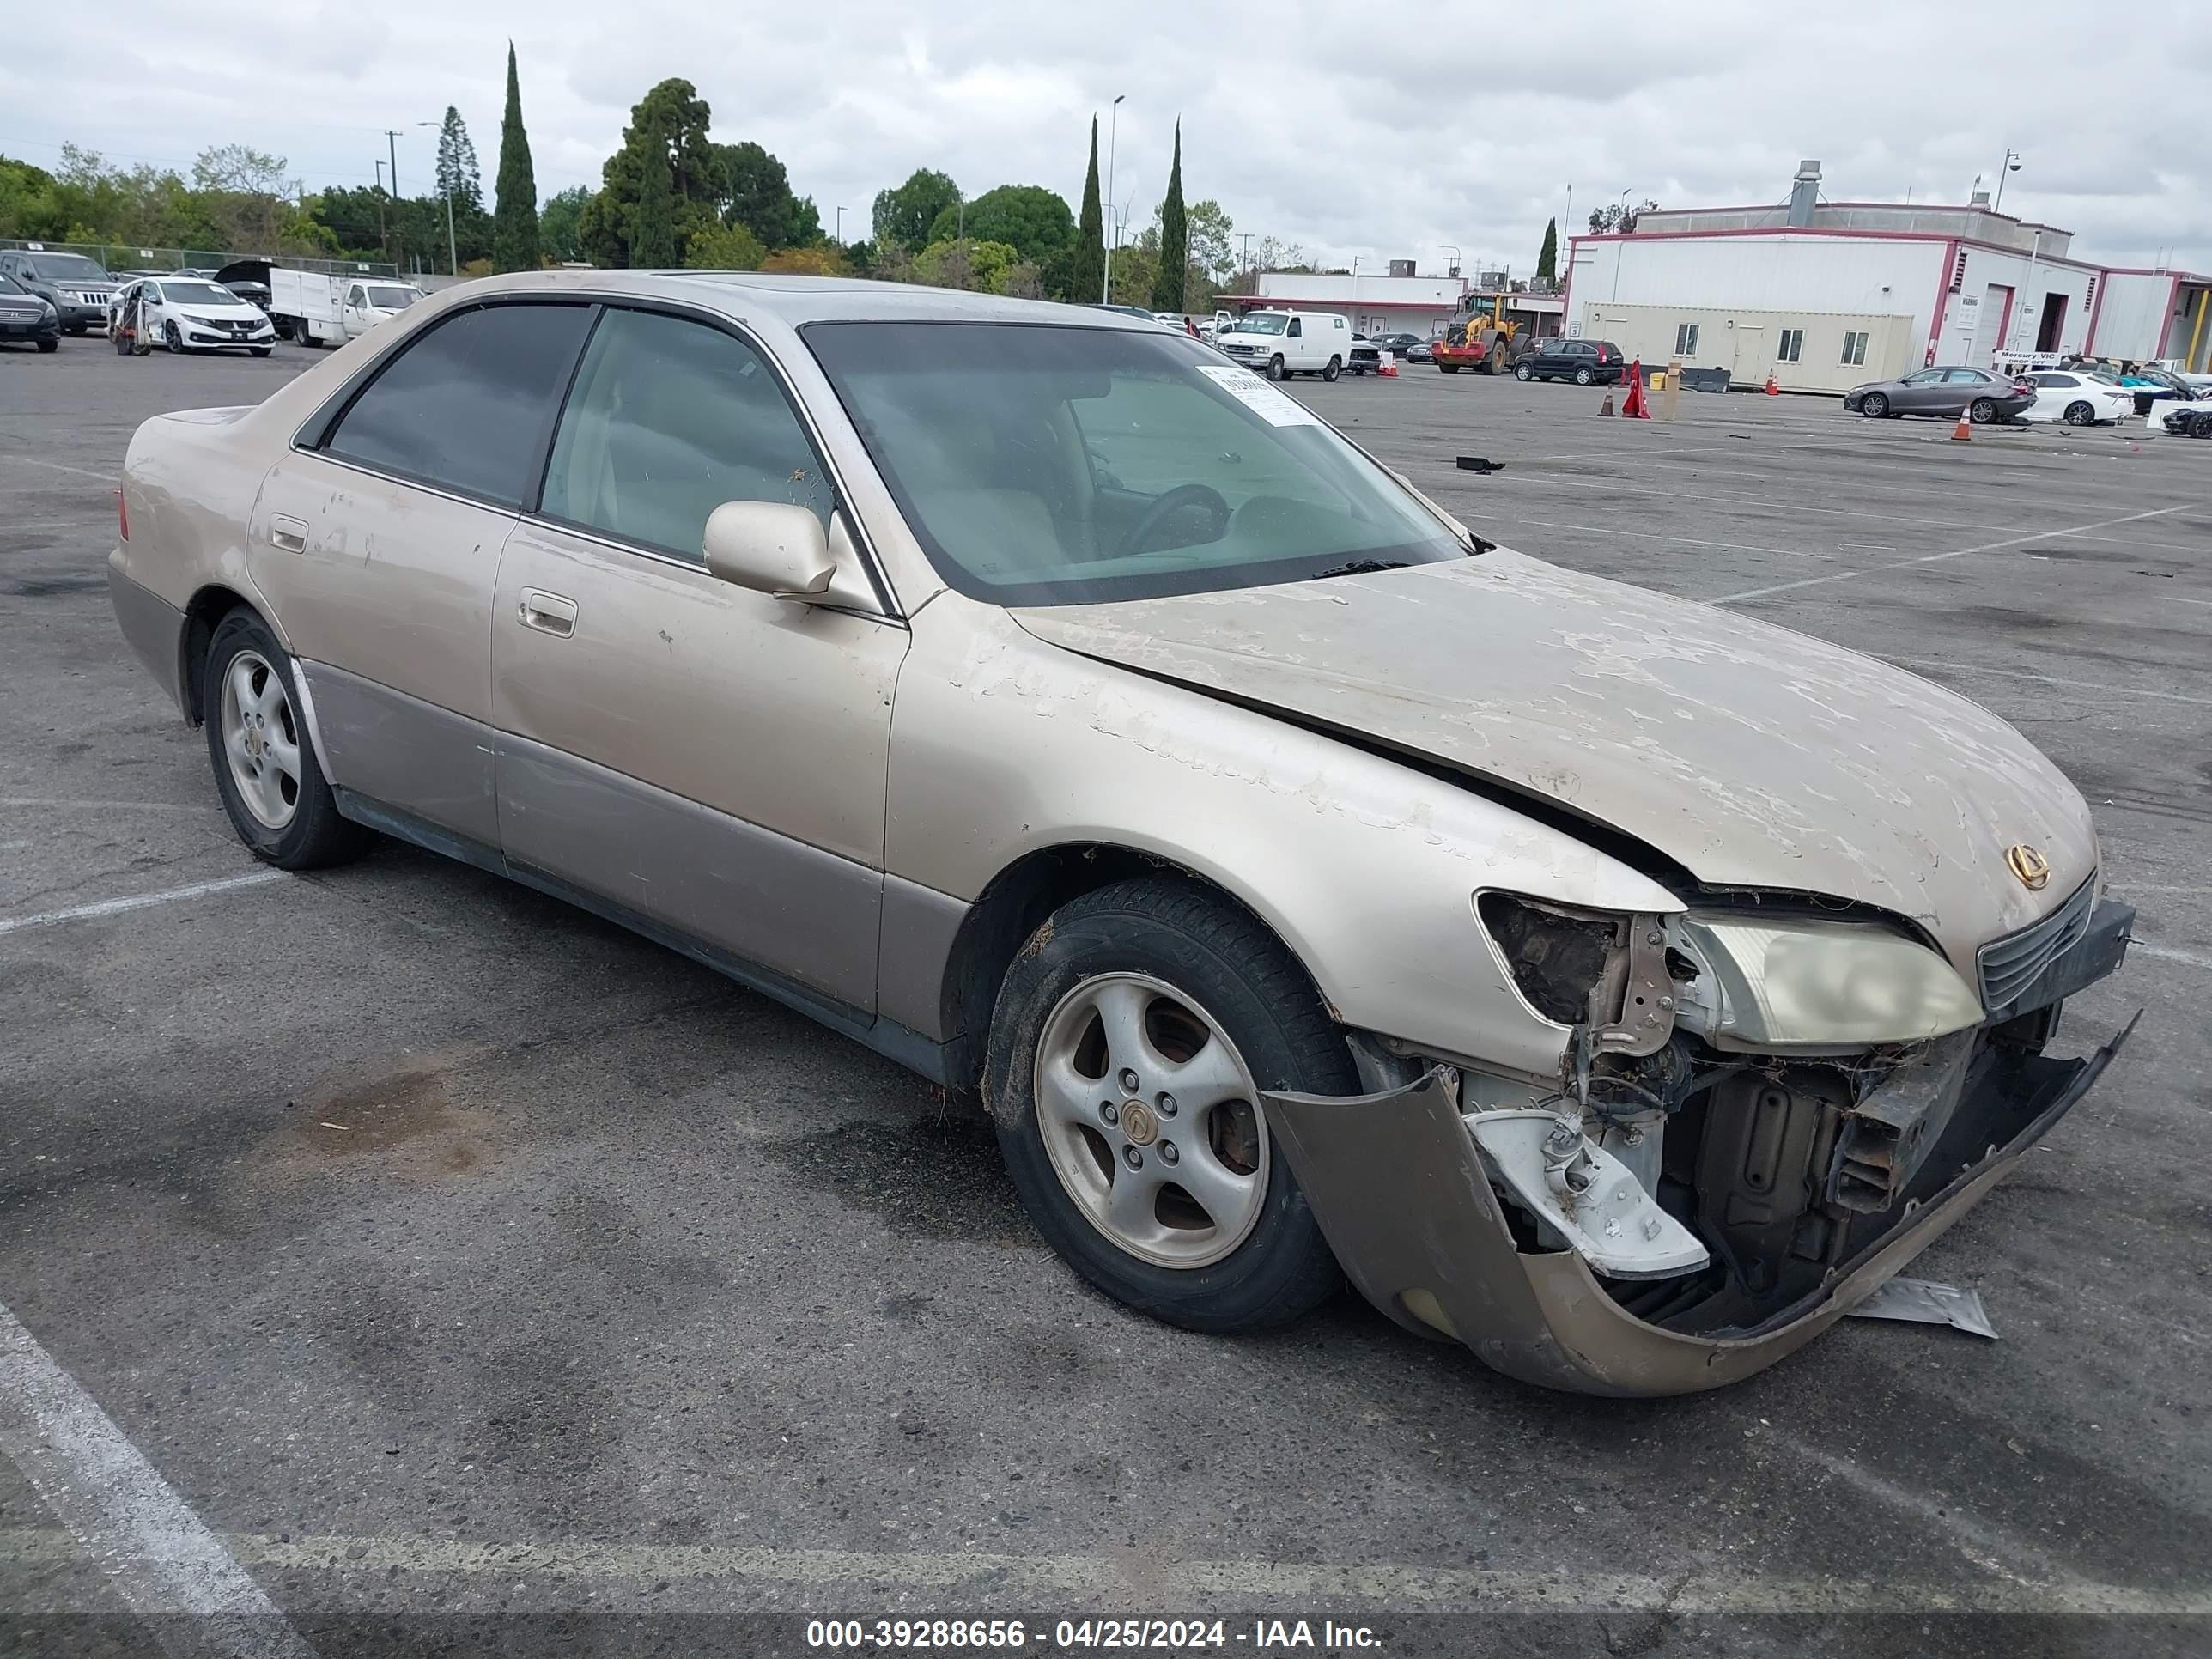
[984,880,1352,1333]
[1439,362,1461,374]
[250,346,272,358]
[1515,362,1534,382]
[1322,356,1340,382]
[1861,392,1890,418]
[2191,412,2212,439]
[1970,398,1998,424]
[203,611,371,870]
[164,322,184,355]
[1266,355,1285,381]
[37,338,59,354]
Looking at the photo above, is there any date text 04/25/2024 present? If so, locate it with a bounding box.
[805,1619,1383,1650]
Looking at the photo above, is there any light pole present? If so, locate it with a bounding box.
[1351,256,1361,328]
[1993,149,2021,215]
[1102,92,1126,302]
[415,119,457,276]
[835,204,845,244]
[1440,243,1461,283]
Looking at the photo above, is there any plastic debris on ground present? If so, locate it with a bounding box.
[1844,1276,1999,1340]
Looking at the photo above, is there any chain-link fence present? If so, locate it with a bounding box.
[0,237,397,279]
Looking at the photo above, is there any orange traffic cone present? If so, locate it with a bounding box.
[1765,372,1780,396]
[1951,412,1972,442]
[1378,350,1398,377]
[1620,359,1651,418]
[1597,392,1615,416]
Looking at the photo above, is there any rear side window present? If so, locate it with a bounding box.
[321,302,595,507]
[539,307,833,562]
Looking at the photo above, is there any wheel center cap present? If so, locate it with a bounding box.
[1121,1101,1158,1146]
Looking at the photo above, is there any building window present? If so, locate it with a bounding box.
[1840,331,1869,367]
[1778,328,1803,362]
[1674,322,1698,355]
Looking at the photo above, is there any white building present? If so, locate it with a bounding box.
[1226,272,1564,341]
[1562,162,2211,393]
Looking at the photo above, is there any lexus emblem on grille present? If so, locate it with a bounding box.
[2005,843,2051,891]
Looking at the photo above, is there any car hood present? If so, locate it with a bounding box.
[1011,551,2098,971]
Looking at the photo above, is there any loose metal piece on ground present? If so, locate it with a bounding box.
[1455,456,1505,472]
[1844,1276,1999,1338]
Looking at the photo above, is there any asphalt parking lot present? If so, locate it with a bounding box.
[3,341,2209,1657]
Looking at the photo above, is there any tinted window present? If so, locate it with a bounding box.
[322,303,594,506]
[541,307,833,562]
[1943,369,1988,383]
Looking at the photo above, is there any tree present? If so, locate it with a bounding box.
[493,43,540,272]
[1185,198,1233,304]
[759,244,848,276]
[190,144,293,251]
[923,184,1074,265]
[914,237,1021,295]
[434,107,483,216]
[1072,117,1104,306]
[685,220,763,270]
[1150,121,1188,312]
[719,141,809,249]
[632,117,678,267]
[1588,199,1656,234]
[872,168,960,252]
[538,185,592,263]
[1536,217,1558,285]
[586,78,725,266]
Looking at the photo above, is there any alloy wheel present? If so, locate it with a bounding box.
[220,650,302,830]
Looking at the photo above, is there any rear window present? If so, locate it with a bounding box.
[320,302,595,507]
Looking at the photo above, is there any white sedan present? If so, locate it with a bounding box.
[128,276,276,356]
[2017,369,2139,426]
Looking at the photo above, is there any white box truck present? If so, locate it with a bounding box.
[270,268,426,347]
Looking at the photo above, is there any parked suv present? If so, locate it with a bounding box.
[0,248,118,336]
[1514,339,1626,385]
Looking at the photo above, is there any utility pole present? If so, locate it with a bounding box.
[374,160,388,262]
[384,130,401,201]
[1102,93,1126,302]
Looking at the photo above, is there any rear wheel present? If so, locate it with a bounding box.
[1970,397,1998,424]
[1575,365,1595,386]
[202,610,370,870]
[984,880,1351,1332]
[1861,392,1890,418]
[2063,400,2095,427]
[1322,356,1340,382]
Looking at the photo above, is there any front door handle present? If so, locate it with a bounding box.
[270,514,307,553]
[519,587,578,638]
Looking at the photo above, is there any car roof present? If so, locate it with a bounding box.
[433,269,1161,331]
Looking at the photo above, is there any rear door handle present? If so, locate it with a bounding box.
[270,514,307,553]
[519,587,578,638]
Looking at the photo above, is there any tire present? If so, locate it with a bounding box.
[37,338,58,354]
[1861,392,1890,418]
[1266,355,1285,381]
[65,323,86,337]
[1515,363,1534,382]
[1322,356,1341,382]
[2191,412,2212,440]
[251,346,272,358]
[1575,366,1595,386]
[1439,363,1460,374]
[983,879,1352,1333]
[2063,401,2095,427]
[202,610,371,870]
[112,329,131,356]
[1969,398,1997,424]
[164,322,184,355]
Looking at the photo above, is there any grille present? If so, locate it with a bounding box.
[1978,875,2097,1011]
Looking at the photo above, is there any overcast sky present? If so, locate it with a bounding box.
[6,1,2208,274]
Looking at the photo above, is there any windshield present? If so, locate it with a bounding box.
[804,321,1462,607]
[1229,313,1286,336]
[0,274,27,296]
[364,285,421,309]
[28,253,108,282]
[160,280,244,307]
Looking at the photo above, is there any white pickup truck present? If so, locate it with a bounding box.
[270,268,425,347]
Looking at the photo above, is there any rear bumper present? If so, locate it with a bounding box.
[1266,899,2136,1396]
[107,556,189,718]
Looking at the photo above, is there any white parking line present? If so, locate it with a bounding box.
[1711,504,2201,604]
[0,797,216,816]
[1889,660,2212,707]
[0,1304,315,1657]
[1486,516,1832,561]
[0,454,121,483]
[2132,943,2212,971]
[0,870,283,937]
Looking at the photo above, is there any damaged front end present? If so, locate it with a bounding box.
[1265,887,2137,1395]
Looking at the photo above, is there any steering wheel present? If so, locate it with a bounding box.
[1115,483,1232,559]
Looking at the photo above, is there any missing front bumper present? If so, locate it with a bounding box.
[1265,1008,2135,1398]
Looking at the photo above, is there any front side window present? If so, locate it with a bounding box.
[1944,368,1988,384]
[364,285,420,309]
[1903,370,1943,386]
[347,286,367,307]
[320,302,595,506]
[805,321,1462,608]
[1841,331,1869,367]
[1287,318,1304,337]
[541,307,833,562]
[1778,327,1803,362]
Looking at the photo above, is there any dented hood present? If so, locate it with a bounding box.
[1012,552,2098,969]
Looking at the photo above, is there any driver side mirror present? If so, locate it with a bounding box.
[702,501,836,600]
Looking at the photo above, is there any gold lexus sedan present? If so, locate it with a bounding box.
[106,272,2135,1395]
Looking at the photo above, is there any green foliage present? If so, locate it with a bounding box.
[435,107,483,216]
[538,185,592,264]
[872,168,959,252]
[923,184,1074,265]
[1536,217,1558,283]
[1072,118,1104,306]
[631,118,679,267]
[1151,121,1186,313]
[585,79,805,266]
[493,43,540,272]
[758,244,848,276]
[718,141,817,249]
[913,238,1022,294]
[684,219,763,270]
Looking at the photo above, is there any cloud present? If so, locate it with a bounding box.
[3,0,2205,274]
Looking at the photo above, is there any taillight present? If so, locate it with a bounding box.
[116,487,128,542]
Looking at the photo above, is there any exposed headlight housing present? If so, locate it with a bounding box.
[1672,913,1983,1050]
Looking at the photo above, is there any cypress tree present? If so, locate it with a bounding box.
[1071,117,1103,306]
[1151,120,1187,313]
[1536,217,1559,286]
[492,43,540,272]
[632,117,678,267]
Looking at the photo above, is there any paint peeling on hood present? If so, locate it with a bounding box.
[1012,551,2099,971]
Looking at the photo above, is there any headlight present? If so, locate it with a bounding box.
[1674,913,1983,1048]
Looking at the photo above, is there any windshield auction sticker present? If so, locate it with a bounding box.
[1194,362,1322,427]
